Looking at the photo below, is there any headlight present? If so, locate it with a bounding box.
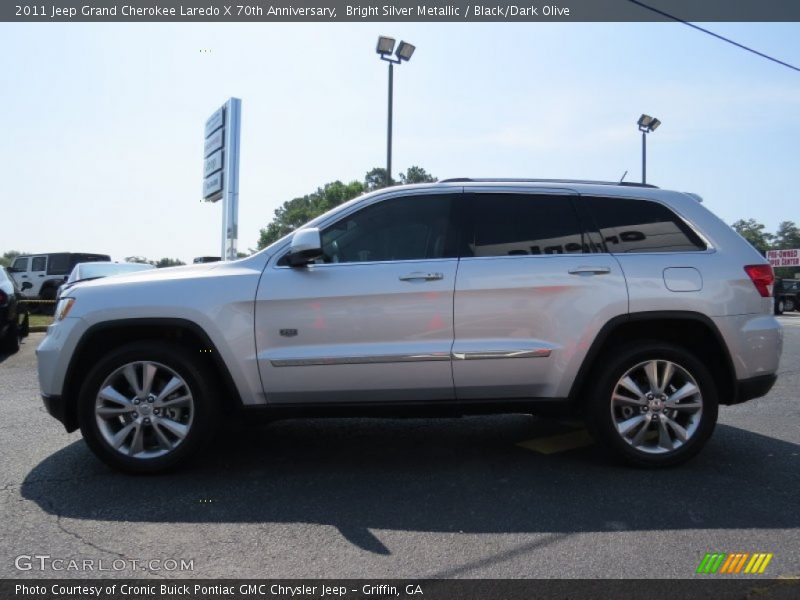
[54,298,75,321]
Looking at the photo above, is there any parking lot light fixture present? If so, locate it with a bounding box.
[376,36,395,56]
[377,36,415,187]
[395,41,416,61]
[637,113,661,184]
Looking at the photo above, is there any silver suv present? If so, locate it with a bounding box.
[36,180,782,472]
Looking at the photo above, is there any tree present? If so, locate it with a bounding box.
[155,258,185,268]
[774,221,800,250]
[364,167,389,191]
[731,219,774,256]
[0,250,23,268]
[399,166,437,185]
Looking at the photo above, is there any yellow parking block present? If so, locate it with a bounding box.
[517,429,594,454]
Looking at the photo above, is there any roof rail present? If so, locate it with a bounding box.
[438,178,659,188]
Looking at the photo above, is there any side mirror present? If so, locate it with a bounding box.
[21,282,32,291]
[287,228,323,267]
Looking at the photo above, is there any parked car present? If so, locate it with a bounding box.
[37,179,782,473]
[57,261,156,300]
[0,266,29,354]
[9,253,111,301]
[774,278,800,314]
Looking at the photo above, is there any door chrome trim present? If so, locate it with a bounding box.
[270,352,451,367]
[451,349,552,360]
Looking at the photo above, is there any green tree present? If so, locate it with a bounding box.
[0,250,23,268]
[399,165,438,185]
[774,221,800,250]
[364,167,389,190]
[731,219,774,256]
[155,258,185,268]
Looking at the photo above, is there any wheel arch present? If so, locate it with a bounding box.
[568,311,737,407]
[60,318,242,432]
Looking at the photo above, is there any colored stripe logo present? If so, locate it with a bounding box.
[696,553,773,574]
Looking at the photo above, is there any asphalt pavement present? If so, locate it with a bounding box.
[1,317,798,579]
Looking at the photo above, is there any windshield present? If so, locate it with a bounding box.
[67,262,154,284]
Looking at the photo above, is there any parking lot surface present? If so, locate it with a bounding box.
[1,317,799,579]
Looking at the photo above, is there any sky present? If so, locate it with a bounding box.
[0,21,798,262]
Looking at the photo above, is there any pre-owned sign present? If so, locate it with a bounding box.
[767,249,800,267]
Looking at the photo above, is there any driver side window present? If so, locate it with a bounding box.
[318,194,457,264]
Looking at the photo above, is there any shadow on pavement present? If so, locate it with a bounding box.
[21,416,800,553]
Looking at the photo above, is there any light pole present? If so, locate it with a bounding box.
[376,36,415,186]
[637,114,661,184]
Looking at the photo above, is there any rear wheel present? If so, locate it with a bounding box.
[78,342,219,473]
[585,342,718,467]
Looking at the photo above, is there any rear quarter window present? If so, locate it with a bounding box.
[586,197,706,253]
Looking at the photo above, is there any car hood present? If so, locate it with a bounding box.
[65,263,221,293]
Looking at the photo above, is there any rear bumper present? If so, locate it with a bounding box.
[732,373,777,405]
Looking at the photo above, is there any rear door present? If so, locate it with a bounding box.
[452,188,628,400]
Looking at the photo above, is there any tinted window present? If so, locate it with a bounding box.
[471,194,585,257]
[318,195,457,264]
[12,257,28,272]
[48,253,71,275]
[31,256,46,271]
[587,197,706,253]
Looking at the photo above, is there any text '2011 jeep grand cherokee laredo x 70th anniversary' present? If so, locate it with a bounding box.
[36,180,782,473]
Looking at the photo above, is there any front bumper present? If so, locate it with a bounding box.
[41,393,77,431]
[733,373,777,405]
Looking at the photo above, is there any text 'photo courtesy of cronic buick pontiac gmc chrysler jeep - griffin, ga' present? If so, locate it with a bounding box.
[36,180,782,473]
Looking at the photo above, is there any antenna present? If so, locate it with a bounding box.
[619,170,628,183]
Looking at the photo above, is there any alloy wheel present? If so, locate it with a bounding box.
[610,359,703,454]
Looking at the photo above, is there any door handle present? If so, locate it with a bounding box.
[568,266,611,275]
[399,272,444,282]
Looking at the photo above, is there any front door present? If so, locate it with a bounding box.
[255,190,462,404]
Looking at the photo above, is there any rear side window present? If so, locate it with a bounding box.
[47,253,71,275]
[586,197,706,253]
[470,194,585,257]
[31,256,47,271]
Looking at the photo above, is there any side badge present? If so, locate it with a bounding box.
[279,328,298,338]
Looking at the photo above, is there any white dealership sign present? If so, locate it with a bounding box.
[202,98,241,260]
[767,249,800,267]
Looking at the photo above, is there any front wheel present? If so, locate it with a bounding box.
[78,342,220,473]
[585,342,718,468]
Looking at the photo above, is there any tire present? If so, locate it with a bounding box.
[585,341,718,468]
[1,320,20,354]
[77,341,220,473]
[775,299,784,315]
[39,285,57,315]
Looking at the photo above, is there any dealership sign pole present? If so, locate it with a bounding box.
[203,98,241,260]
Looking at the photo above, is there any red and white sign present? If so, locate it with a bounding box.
[767,249,800,267]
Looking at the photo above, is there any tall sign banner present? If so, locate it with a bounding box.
[203,98,241,260]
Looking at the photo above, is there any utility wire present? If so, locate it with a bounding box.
[627,0,800,73]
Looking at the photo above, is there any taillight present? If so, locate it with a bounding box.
[744,264,774,298]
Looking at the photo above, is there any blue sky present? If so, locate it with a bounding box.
[1,22,798,261]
